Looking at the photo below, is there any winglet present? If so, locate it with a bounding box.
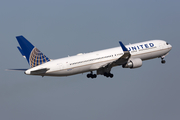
[119,41,128,51]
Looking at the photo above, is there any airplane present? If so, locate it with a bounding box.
[8,35,172,78]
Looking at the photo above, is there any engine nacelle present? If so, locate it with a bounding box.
[122,58,142,69]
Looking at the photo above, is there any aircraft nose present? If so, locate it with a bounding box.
[166,42,172,49]
[169,44,172,49]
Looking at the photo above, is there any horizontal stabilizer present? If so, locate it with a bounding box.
[6,69,28,71]
[30,68,50,75]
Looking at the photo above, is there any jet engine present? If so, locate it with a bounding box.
[122,58,142,69]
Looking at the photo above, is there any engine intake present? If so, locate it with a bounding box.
[122,58,142,69]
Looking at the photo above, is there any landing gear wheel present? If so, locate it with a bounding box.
[104,72,114,78]
[161,60,166,64]
[87,74,91,78]
[92,74,97,78]
[161,56,166,64]
[109,73,114,78]
[87,72,97,79]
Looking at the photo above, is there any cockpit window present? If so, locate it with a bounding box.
[166,42,169,45]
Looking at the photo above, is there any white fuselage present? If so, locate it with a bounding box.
[25,40,172,76]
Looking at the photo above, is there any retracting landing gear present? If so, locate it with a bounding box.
[104,72,114,78]
[87,71,97,79]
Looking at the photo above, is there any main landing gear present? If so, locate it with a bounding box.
[87,72,114,78]
[104,72,114,78]
[87,71,97,79]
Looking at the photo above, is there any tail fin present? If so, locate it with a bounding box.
[16,36,51,68]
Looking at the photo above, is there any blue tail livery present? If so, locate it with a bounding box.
[16,36,51,67]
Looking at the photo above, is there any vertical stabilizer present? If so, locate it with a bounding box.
[16,36,51,67]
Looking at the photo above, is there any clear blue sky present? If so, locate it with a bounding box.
[1,0,180,120]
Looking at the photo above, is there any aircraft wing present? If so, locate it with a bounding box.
[97,41,131,74]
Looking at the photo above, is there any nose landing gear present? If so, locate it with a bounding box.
[161,57,166,64]
[160,53,169,64]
